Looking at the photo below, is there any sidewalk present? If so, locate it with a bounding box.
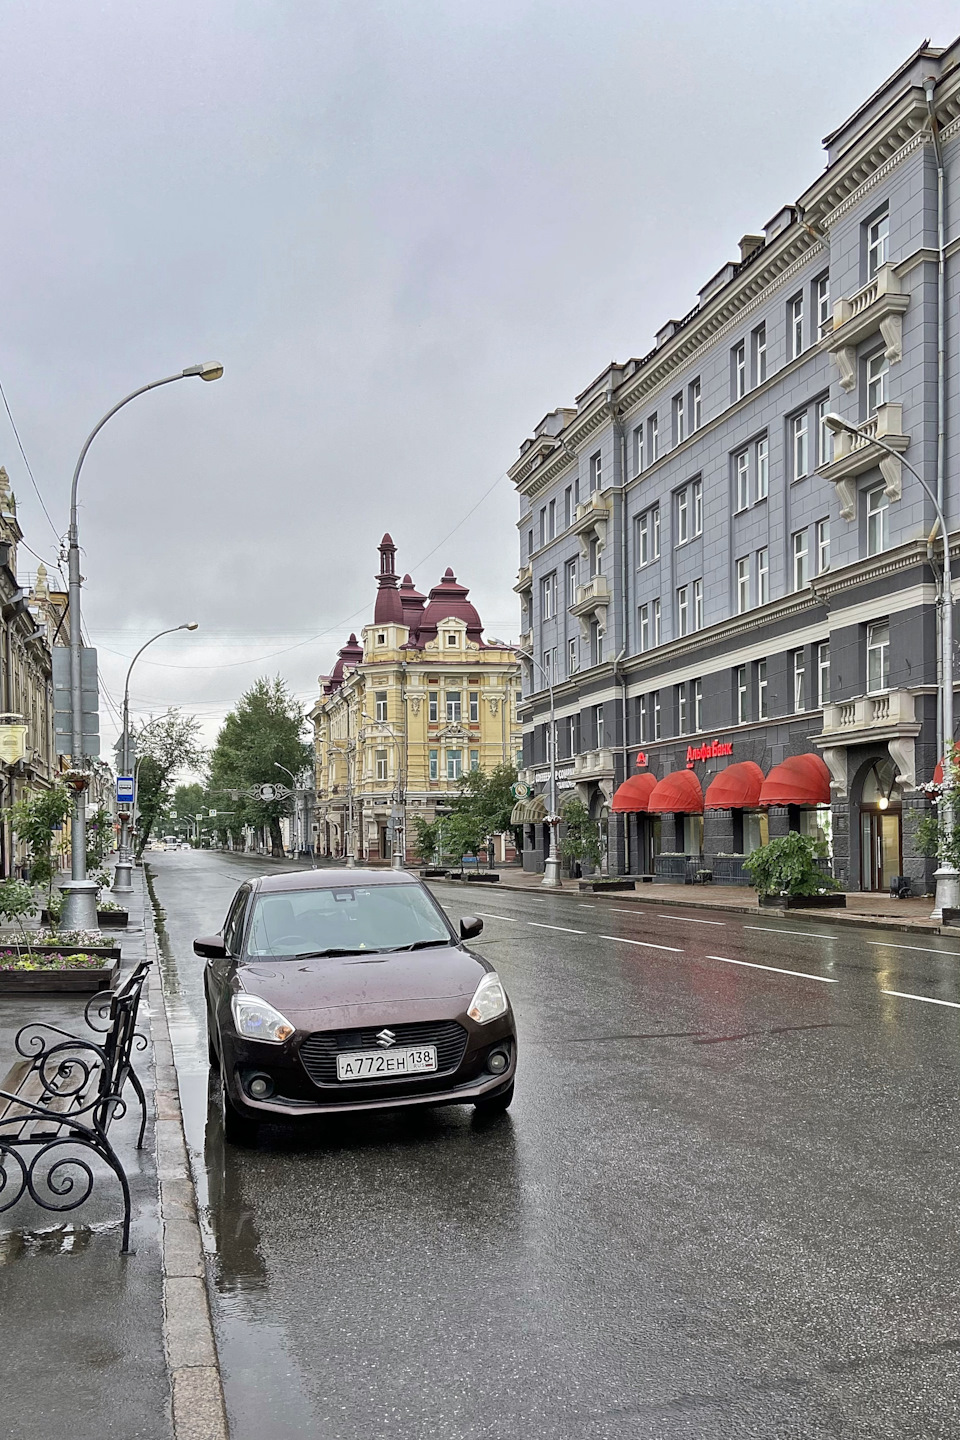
[0,868,226,1440]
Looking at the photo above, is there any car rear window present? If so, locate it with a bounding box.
[247,884,450,957]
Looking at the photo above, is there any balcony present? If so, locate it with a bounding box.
[570,573,610,618]
[513,563,533,596]
[519,631,533,653]
[826,264,909,391]
[570,491,612,541]
[817,402,909,520]
[573,748,616,783]
[817,687,921,793]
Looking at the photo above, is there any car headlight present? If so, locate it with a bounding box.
[467,971,509,1024]
[231,994,295,1043]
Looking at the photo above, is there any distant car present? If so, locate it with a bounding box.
[179,842,191,851]
[194,869,517,1142]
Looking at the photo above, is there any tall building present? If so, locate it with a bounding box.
[312,535,522,863]
[511,38,960,892]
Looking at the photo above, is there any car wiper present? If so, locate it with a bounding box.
[386,938,451,952]
[290,946,388,959]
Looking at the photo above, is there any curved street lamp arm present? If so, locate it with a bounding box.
[69,374,186,537]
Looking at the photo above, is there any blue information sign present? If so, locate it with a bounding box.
[116,776,135,803]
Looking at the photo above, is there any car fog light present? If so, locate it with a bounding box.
[487,1049,509,1075]
[248,1074,274,1099]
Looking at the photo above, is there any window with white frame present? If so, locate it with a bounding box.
[866,619,889,693]
[793,528,809,590]
[677,684,688,735]
[375,690,387,722]
[736,556,750,614]
[543,649,552,683]
[429,748,439,780]
[756,435,769,500]
[817,517,830,573]
[447,749,463,780]
[636,506,659,566]
[673,391,685,445]
[677,584,690,636]
[867,211,889,279]
[866,351,888,415]
[638,602,651,652]
[753,323,767,386]
[735,450,749,511]
[817,641,830,706]
[649,413,659,462]
[469,749,480,771]
[638,694,648,743]
[590,451,602,491]
[539,507,546,547]
[653,691,661,739]
[815,273,831,338]
[693,579,703,629]
[789,293,803,358]
[566,714,578,754]
[446,690,461,722]
[757,659,768,719]
[733,341,746,400]
[694,678,703,731]
[735,665,747,724]
[564,485,573,528]
[375,749,388,781]
[589,535,602,577]
[527,529,534,557]
[792,411,809,479]
[793,650,806,712]
[565,558,577,609]
[652,597,661,645]
[690,378,702,430]
[757,546,769,605]
[590,619,604,667]
[428,690,438,722]
[594,703,604,749]
[817,397,833,466]
[541,573,555,619]
[548,499,556,539]
[568,637,578,675]
[633,425,644,476]
[469,691,479,722]
[676,487,689,545]
[692,478,702,535]
[866,484,888,556]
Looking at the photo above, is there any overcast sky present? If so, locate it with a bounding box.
[0,0,955,757]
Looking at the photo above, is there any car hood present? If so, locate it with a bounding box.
[235,945,488,1017]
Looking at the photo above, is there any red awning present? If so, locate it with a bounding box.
[611,773,657,813]
[704,761,765,810]
[934,758,945,784]
[647,769,704,815]
[758,753,831,807]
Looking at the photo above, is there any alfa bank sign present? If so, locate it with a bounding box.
[685,739,733,768]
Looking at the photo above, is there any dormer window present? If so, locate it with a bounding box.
[377,632,386,645]
[446,632,458,646]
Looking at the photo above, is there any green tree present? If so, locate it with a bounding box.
[411,815,439,864]
[442,811,487,872]
[86,805,115,873]
[8,784,72,898]
[208,677,312,857]
[743,832,838,898]
[559,796,603,873]
[134,711,205,859]
[452,763,518,838]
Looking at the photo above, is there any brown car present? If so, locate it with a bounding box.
[195,869,516,1143]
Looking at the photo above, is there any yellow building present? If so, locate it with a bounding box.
[311,535,522,863]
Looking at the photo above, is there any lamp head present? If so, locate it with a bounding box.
[823,412,851,437]
[182,362,224,382]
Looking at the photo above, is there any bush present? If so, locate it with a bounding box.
[743,832,838,898]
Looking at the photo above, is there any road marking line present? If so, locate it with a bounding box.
[529,922,585,935]
[657,914,725,926]
[882,988,960,1008]
[706,955,837,983]
[578,904,596,908]
[476,913,520,923]
[745,926,839,940]
[868,941,960,957]
[600,934,684,953]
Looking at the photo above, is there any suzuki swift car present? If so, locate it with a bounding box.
[195,869,517,1143]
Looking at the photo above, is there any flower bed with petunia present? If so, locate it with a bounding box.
[0,950,108,970]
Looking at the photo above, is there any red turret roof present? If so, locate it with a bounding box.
[373,532,403,625]
[411,567,484,649]
[324,632,364,693]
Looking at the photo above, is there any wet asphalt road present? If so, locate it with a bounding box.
[151,850,960,1440]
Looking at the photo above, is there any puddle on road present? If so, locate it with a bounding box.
[0,1220,118,1263]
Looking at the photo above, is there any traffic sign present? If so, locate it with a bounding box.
[116,776,134,803]
[208,808,217,817]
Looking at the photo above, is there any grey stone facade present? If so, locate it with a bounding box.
[510,39,960,892]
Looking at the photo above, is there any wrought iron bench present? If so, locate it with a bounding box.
[0,960,151,1253]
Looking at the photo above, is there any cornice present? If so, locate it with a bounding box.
[818,128,927,230]
[809,535,952,599]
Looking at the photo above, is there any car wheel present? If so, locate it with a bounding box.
[220,1072,259,1146]
[473,1080,514,1116]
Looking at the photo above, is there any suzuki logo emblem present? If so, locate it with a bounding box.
[376,1028,397,1048]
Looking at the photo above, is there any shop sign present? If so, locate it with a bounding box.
[635,751,648,769]
[685,739,733,768]
[532,766,576,784]
[511,781,532,799]
[0,726,27,764]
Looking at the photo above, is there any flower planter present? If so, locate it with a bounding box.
[0,960,119,994]
[578,879,636,893]
[18,942,122,960]
[464,873,500,883]
[758,893,846,909]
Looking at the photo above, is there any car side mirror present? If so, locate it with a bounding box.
[194,934,228,959]
[459,915,483,941]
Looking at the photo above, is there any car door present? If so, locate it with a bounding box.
[207,886,250,1009]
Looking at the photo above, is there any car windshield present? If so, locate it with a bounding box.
[246,884,451,958]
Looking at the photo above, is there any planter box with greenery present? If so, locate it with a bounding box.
[0,952,119,993]
[744,832,843,908]
[578,878,636,892]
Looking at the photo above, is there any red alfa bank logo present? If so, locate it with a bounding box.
[686,739,733,768]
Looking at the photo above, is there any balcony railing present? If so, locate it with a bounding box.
[827,263,909,391]
[513,563,533,595]
[570,574,610,617]
[817,402,909,520]
[821,689,916,735]
[573,748,615,779]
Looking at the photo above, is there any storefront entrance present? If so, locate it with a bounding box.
[859,758,902,892]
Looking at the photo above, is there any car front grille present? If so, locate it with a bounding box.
[299,1020,469,1086]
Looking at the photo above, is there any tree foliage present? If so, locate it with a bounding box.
[411,815,439,864]
[559,797,603,870]
[912,742,960,869]
[743,831,838,897]
[207,677,312,857]
[451,764,518,837]
[134,711,205,859]
[8,784,72,893]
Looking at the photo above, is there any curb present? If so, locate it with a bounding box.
[141,875,229,1440]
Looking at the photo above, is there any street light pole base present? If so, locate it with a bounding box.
[931,865,960,920]
[391,854,405,870]
[60,880,100,932]
[112,859,134,895]
[541,858,562,888]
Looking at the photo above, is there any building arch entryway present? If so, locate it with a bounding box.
[857,756,903,892]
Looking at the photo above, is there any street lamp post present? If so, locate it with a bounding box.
[360,715,406,870]
[60,362,223,930]
[326,741,357,867]
[518,651,561,889]
[273,762,303,860]
[822,413,957,917]
[113,623,198,895]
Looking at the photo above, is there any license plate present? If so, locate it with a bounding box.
[336,1045,438,1081]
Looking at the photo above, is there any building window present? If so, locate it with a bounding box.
[527,529,534,557]
[548,498,556,539]
[447,750,463,780]
[638,603,650,651]
[692,478,702,535]
[866,485,889,555]
[590,620,604,667]
[567,714,579,755]
[792,411,809,479]
[653,691,661,740]
[568,637,579,675]
[736,556,750,614]
[676,487,689,545]
[757,546,769,605]
[815,273,831,338]
[639,695,648,743]
[756,435,768,500]
[446,691,461,722]
[633,425,644,475]
[649,413,659,462]
[542,650,553,684]
[376,632,386,646]
[677,684,688,735]
[757,659,768,719]
[590,451,602,491]
[817,518,830,573]
[753,323,767,386]
[539,507,546,547]
[792,528,809,590]
[469,691,479,722]
[375,690,387,722]
[589,535,602,577]
[429,748,439,780]
[594,704,604,750]
[735,450,749,512]
[693,579,703,630]
[565,559,577,609]
[793,650,806,712]
[428,690,438,723]
[541,573,556,619]
[733,340,746,400]
[652,597,661,645]
[375,749,388,781]
[690,378,702,431]
[564,485,573,528]
[867,619,890,693]
[446,632,458,647]
[866,351,888,415]
[867,210,889,279]
[735,665,747,724]
[673,391,685,445]
[817,641,830,706]
[677,585,689,636]
[817,397,833,466]
[693,678,703,731]
[470,749,480,771]
[789,293,803,358]
[636,506,660,566]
